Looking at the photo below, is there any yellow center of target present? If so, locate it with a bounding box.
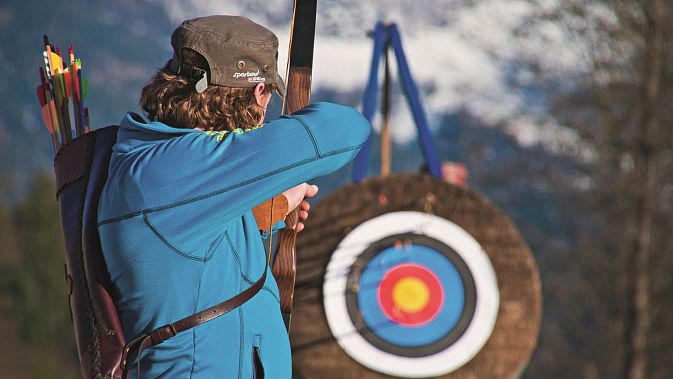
[392,277,430,313]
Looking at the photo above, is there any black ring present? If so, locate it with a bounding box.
[344,233,477,358]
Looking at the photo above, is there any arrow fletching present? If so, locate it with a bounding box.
[36,82,59,152]
[36,84,50,130]
[70,63,79,99]
[38,36,91,150]
[63,69,72,98]
[36,83,46,107]
[49,51,62,76]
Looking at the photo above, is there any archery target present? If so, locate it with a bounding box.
[323,212,498,377]
[290,173,541,379]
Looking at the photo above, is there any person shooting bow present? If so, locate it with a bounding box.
[97,15,371,378]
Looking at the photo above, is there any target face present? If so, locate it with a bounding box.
[290,174,541,379]
[323,211,499,377]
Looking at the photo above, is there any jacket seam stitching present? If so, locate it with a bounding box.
[238,280,244,379]
[142,213,213,262]
[241,273,280,303]
[290,115,320,156]
[189,262,207,378]
[98,143,364,226]
[226,231,245,379]
[224,232,243,268]
[227,233,276,302]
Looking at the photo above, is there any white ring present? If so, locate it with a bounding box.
[323,211,499,378]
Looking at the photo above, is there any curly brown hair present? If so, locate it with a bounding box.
[140,53,275,131]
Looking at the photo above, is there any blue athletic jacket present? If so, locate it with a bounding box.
[97,102,371,378]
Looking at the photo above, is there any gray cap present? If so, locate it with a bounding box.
[169,15,285,95]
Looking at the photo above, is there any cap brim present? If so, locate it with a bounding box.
[275,73,285,97]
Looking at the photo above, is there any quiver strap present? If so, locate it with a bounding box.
[120,267,267,379]
[55,125,126,379]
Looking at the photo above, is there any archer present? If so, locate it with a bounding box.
[97,15,371,378]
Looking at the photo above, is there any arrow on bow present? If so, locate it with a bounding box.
[272,0,318,331]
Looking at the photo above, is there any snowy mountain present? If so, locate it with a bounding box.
[152,0,606,155]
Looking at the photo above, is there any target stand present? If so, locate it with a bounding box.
[290,173,541,378]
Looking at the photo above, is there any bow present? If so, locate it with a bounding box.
[272,0,318,330]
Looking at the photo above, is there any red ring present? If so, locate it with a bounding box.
[377,263,444,326]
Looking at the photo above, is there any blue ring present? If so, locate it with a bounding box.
[357,243,465,347]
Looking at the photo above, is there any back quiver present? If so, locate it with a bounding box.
[54,126,126,379]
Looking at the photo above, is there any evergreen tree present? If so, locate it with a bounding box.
[4,173,78,378]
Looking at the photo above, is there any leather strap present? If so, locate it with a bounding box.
[120,263,268,378]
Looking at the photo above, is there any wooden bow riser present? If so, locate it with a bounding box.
[273,66,313,314]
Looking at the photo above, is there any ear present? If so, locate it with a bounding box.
[253,83,267,106]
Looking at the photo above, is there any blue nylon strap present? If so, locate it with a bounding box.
[389,24,442,178]
[352,22,388,182]
[352,23,442,183]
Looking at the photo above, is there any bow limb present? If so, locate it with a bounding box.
[272,0,318,325]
